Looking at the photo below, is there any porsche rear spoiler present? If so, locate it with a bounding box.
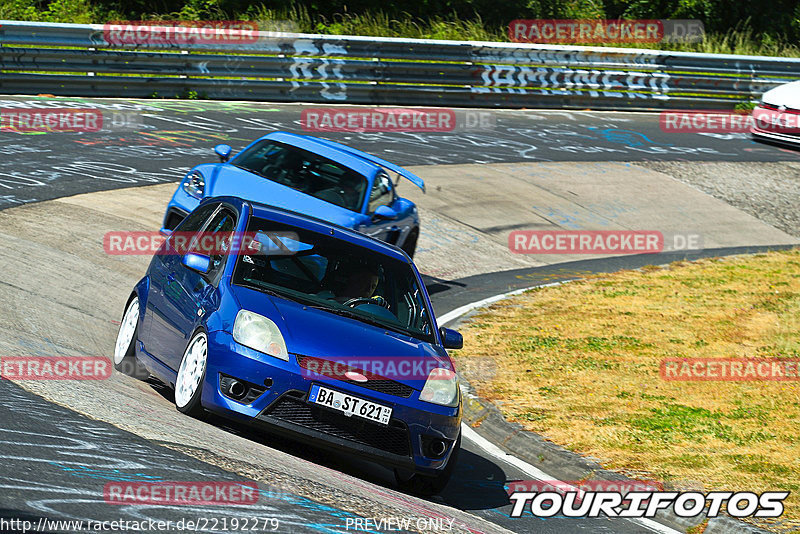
[309,137,426,193]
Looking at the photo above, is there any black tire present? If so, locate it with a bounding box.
[113,296,150,380]
[395,432,461,496]
[401,228,419,259]
[174,331,208,417]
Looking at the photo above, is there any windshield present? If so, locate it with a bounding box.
[232,217,435,342]
[231,140,368,212]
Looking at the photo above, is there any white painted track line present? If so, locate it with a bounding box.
[447,285,684,534]
[461,425,683,534]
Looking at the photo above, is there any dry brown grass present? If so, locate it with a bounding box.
[452,250,800,530]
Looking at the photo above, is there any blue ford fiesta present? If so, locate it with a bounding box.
[161,132,425,258]
[114,196,463,495]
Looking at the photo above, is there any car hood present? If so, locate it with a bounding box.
[761,80,800,109]
[231,285,449,389]
[202,164,366,228]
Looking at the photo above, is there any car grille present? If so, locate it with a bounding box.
[265,392,411,457]
[295,355,415,398]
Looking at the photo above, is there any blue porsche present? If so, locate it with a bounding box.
[115,196,463,495]
[162,132,424,258]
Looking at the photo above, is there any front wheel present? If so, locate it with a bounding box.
[113,297,149,380]
[175,331,208,417]
[395,432,461,496]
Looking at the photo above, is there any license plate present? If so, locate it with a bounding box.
[308,384,392,425]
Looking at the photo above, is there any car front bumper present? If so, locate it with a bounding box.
[201,330,462,475]
[751,126,800,147]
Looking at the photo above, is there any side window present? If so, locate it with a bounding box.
[166,203,219,257]
[176,203,218,234]
[368,172,394,213]
[202,208,237,282]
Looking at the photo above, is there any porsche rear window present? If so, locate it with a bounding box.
[231,140,368,213]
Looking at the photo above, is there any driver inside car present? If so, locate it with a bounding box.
[316,263,389,310]
[337,266,379,303]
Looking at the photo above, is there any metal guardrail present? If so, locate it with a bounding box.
[2,20,799,109]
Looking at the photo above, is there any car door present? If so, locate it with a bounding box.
[144,202,220,368]
[364,171,403,245]
[161,205,237,371]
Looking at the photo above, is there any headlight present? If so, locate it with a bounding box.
[182,171,205,199]
[419,368,459,407]
[232,310,289,361]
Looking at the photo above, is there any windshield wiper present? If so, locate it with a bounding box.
[308,304,434,342]
[239,281,310,305]
[306,303,397,330]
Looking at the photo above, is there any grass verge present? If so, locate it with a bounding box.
[452,249,800,528]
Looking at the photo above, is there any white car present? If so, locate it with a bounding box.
[751,80,800,147]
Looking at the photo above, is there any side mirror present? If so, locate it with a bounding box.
[440,327,463,350]
[372,205,398,220]
[182,252,211,274]
[214,144,232,163]
[159,228,173,237]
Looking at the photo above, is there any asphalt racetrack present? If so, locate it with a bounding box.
[2,96,800,209]
[0,96,798,534]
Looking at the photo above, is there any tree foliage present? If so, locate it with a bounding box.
[2,0,798,42]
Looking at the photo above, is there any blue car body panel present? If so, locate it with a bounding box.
[133,197,459,476]
[162,132,422,249]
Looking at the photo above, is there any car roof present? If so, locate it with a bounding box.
[227,197,411,264]
[261,131,382,179]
